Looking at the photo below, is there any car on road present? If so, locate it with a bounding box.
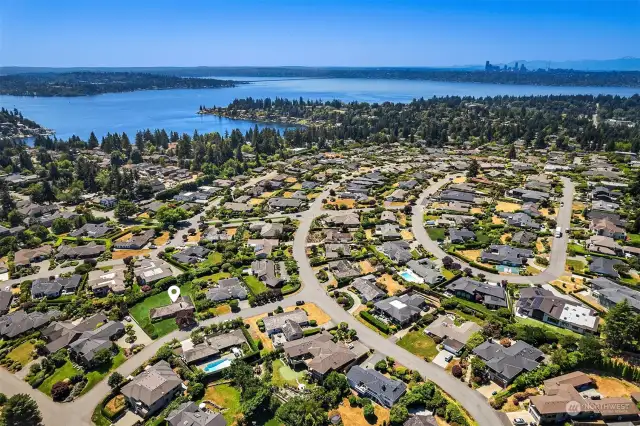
[150,244,157,249]
[296,300,305,306]
[296,214,302,217]
[444,354,453,362]
[124,316,131,322]
[513,418,527,426]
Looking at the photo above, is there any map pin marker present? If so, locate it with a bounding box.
[168,285,181,303]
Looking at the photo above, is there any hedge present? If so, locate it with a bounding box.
[360,311,390,334]
[303,328,321,336]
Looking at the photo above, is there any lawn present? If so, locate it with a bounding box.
[450,296,493,316]
[335,398,390,426]
[203,251,223,266]
[82,348,127,394]
[286,303,332,325]
[244,275,268,295]
[272,359,307,387]
[627,233,640,247]
[397,331,440,361]
[441,268,456,281]
[589,374,640,398]
[568,243,588,255]
[426,227,446,241]
[565,259,586,274]
[38,360,81,396]
[515,317,582,338]
[476,231,492,245]
[129,281,194,338]
[203,384,241,425]
[358,260,376,274]
[7,341,35,366]
[377,274,404,294]
[451,309,487,326]
[112,249,152,260]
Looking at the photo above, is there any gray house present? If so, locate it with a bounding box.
[374,294,425,326]
[480,245,533,266]
[166,402,226,426]
[406,259,444,285]
[121,360,184,418]
[31,275,82,299]
[352,275,385,302]
[446,277,507,309]
[206,278,248,302]
[347,366,407,407]
[590,277,640,313]
[380,240,413,264]
[473,340,544,387]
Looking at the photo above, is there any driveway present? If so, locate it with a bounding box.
[505,410,535,425]
[477,382,502,399]
[432,350,454,368]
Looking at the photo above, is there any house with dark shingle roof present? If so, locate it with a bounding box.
[511,231,537,246]
[351,275,385,302]
[206,278,248,302]
[446,277,507,309]
[31,275,82,299]
[379,240,412,264]
[589,256,624,279]
[166,402,226,426]
[590,277,640,313]
[283,332,356,379]
[347,366,407,408]
[0,309,60,338]
[473,340,544,387]
[480,245,533,266]
[449,228,476,244]
[374,294,425,326]
[121,360,184,418]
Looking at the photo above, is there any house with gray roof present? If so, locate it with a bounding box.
[325,243,352,259]
[480,245,533,266]
[439,190,475,204]
[114,229,155,250]
[352,275,385,302]
[68,320,125,366]
[328,259,361,279]
[347,366,407,408]
[134,259,173,285]
[380,240,412,265]
[590,277,640,313]
[589,256,624,279]
[282,319,304,342]
[42,313,109,354]
[403,415,437,426]
[55,242,106,260]
[283,332,356,379]
[223,202,252,213]
[88,266,127,296]
[380,211,397,223]
[0,309,60,338]
[511,231,537,246]
[166,402,226,426]
[251,259,285,287]
[182,329,248,364]
[501,212,541,230]
[247,239,279,258]
[150,296,195,321]
[508,188,550,203]
[446,277,507,309]
[0,290,13,315]
[406,258,444,285]
[69,223,113,238]
[31,275,82,299]
[267,197,302,211]
[375,223,401,240]
[473,340,544,387]
[521,202,541,218]
[206,278,248,302]
[121,360,184,418]
[328,213,360,228]
[374,294,425,326]
[449,228,476,244]
[425,316,482,355]
[263,310,309,336]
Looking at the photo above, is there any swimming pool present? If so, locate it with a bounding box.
[203,358,232,373]
[496,265,520,274]
[400,270,424,283]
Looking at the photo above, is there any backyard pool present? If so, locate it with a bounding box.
[400,270,424,283]
[203,358,232,373]
[496,265,520,274]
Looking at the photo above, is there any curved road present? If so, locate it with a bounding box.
[412,175,574,284]
[0,174,515,426]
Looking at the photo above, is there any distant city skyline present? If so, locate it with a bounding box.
[1,0,638,67]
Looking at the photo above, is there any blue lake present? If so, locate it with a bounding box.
[1,77,638,140]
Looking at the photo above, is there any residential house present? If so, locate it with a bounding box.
[166,402,226,426]
[406,258,444,285]
[69,223,114,238]
[182,329,248,365]
[31,275,82,299]
[380,211,398,223]
[347,366,407,408]
[0,290,13,315]
[587,235,623,256]
[591,199,619,213]
[42,313,110,354]
[473,340,544,387]
[328,260,361,279]
[283,332,357,379]
[403,415,437,426]
[502,212,541,230]
[521,202,541,218]
[591,186,618,202]
[508,188,550,203]
[590,277,640,312]
[375,223,401,240]
[446,278,507,309]
[480,245,533,267]
[324,229,353,243]
[425,316,482,355]
[114,229,155,250]
[589,256,625,279]
[351,275,386,302]
[263,310,309,336]
[121,360,184,418]
[55,242,106,260]
[134,259,173,285]
[68,320,125,366]
[223,202,252,213]
[380,240,413,265]
[0,309,60,338]
[325,243,352,259]
[449,228,476,243]
[398,180,418,190]
[517,287,599,335]
[590,217,626,240]
[386,189,407,202]
[172,245,211,265]
[267,197,302,211]
[87,266,127,296]
[328,213,360,228]
[206,278,248,302]
[441,214,476,227]
[374,294,425,326]
[511,231,537,246]
[149,296,195,321]
[14,245,53,267]
[439,190,475,204]
[247,239,279,258]
[251,259,285,288]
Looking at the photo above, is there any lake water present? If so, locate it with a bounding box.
[1,77,638,140]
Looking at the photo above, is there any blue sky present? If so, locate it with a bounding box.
[1,0,638,67]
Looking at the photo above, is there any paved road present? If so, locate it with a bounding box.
[412,175,574,285]
[0,173,509,426]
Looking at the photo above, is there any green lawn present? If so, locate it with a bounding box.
[441,267,456,281]
[82,348,127,394]
[397,331,439,361]
[7,341,35,366]
[627,233,640,247]
[451,309,487,326]
[566,259,586,274]
[475,230,492,245]
[567,243,588,255]
[426,227,446,241]
[272,359,307,387]
[450,296,493,316]
[203,251,223,266]
[129,281,194,339]
[515,317,583,338]
[244,275,268,295]
[203,384,240,425]
[38,360,81,396]
[196,272,232,284]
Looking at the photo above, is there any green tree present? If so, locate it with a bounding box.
[114,200,138,220]
[507,144,517,159]
[51,218,73,234]
[603,300,639,351]
[276,396,326,426]
[577,335,603,363]
[108,372,124,389]
[0,393,43,426]
[465,331,485,351]
[466,159,479,178]
[389,404,409,424]
[91,348,113,367]
[156,206,189,228]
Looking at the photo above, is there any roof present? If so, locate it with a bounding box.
[517,287,599,332]
[403,415,437,426]
[283,332,356,375]
[425,315,481,344]
[166,402,226,426]
[446,278,507,308]
[589,256,624,278]
[543,371,593,393]
[183,329,247,364]
[374,294,424,323]
[0,290,13,312]
[352,275,385,302]
[347,366,407,404]
[14,245,52,266]
[206,278,248,302]
[263,310,308,333]
[121,360,183,407]
[473,340,543,381]
[69,320,124,362]
[590,277,640,312]
[149,296,194,320]
[0,309,60,338]
[511,231,537,245]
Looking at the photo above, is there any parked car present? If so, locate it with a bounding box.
[124,316,132,322]
[444,354,453,362]
[513,419,527,426]
[296,300,305,306]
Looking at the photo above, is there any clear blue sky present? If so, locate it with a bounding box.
[1,0,638,67]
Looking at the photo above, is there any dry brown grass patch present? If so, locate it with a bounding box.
[359,260,376,274]
[400,230,414,240]
[116,233,133,242]
[377,273,405,293]
[285,303,331,325]
[495,202,521,213]
[589,374,640,398]
[334,398,390,426]
[154,232,170,246]
[112,249,152,260]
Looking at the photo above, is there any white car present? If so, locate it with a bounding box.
[513,419,527,426]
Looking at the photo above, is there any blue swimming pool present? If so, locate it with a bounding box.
[496,265,520,274]
[203,358,232,373]
[400,270,423,283]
